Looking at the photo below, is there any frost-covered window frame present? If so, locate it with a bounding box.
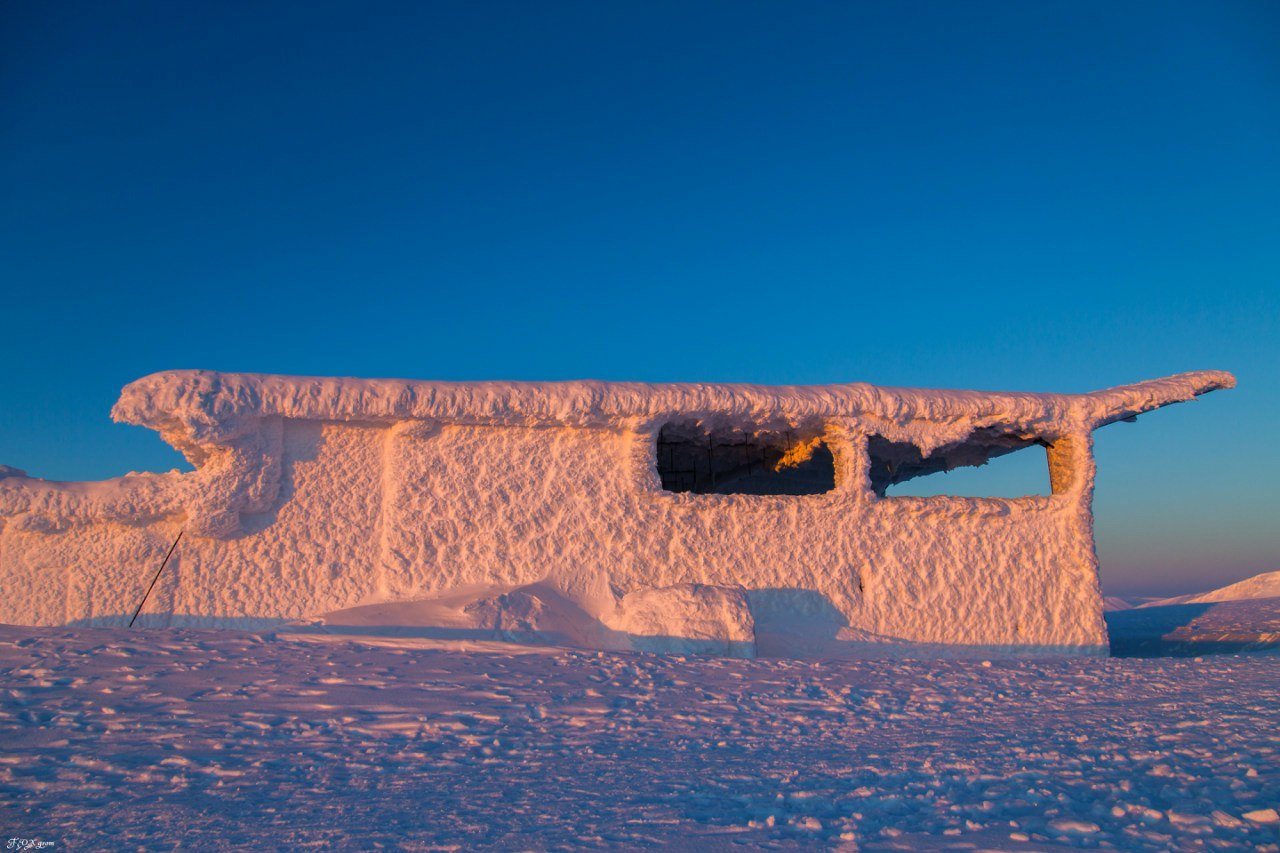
[651,420,841,497]
[863,428,1076,500]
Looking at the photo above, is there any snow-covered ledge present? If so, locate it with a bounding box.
[0,370,1233,656]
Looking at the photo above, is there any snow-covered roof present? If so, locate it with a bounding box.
[112,369,1234,444]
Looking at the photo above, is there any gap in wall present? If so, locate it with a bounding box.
[870,432,1052,498]
[656,421,836,495]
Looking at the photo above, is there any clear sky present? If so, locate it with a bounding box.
[2,1,1277,596]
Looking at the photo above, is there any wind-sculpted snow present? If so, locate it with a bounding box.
[0,370,1233,652]
[0,625,1277,850]
[110,369,1235,443]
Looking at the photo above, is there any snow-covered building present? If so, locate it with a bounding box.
[0,369,1233,655]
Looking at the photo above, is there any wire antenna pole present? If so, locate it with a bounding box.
[129,529,184,628]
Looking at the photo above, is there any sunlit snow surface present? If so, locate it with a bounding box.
[2,626,1278,850]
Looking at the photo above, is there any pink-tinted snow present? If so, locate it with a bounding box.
[2,625,1277,850]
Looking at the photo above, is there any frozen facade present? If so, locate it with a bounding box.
[0,369,1233,655]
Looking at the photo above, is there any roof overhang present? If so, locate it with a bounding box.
[111,369,1235,451]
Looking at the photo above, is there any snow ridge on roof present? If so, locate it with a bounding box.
[111,369,1235,440]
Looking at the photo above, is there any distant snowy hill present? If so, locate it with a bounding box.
[1107,571,1280,657]
[1141,570,1280,608]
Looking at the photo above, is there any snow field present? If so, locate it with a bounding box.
[1,625,1277,850]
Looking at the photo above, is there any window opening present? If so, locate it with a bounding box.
[868,428,1056,498]
[656,422,836,495]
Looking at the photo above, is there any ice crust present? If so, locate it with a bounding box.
[0,369,1234,655]
[110,369,1234,447]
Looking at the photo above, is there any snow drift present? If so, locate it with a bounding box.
[0,369,1234,656]
[299,581,758,658]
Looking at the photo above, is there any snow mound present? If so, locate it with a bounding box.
[1102,596,1135,612]
[604,583,756,658]
[294,583,625,650]
[296,582,757,658]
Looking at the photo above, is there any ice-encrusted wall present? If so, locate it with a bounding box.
[380,421,1102,648]
[0,369,1234,653]
[0,420,385,627]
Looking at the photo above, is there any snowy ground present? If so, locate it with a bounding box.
[2,625,1278,850]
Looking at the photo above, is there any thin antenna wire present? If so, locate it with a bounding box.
[129,529,184,628]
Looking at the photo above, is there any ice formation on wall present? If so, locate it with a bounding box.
[0,369,1234,656]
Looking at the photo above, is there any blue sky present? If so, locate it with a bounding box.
[2,1,1277,596]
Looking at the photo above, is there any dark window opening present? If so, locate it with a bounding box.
[656,422,836,495]
[868,428,1055,498]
